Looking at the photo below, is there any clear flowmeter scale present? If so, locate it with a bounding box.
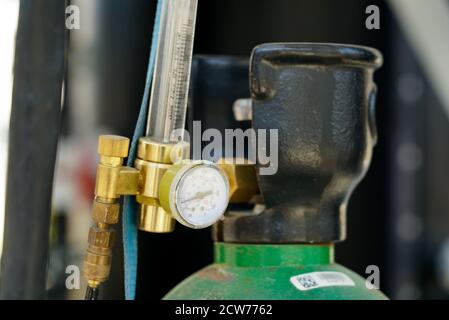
[147,0,198,142]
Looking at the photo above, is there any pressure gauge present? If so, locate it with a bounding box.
[159,160,230,229]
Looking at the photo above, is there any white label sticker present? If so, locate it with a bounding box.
[290,271,355,291]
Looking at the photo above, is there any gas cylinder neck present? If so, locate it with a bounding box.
[214,243,334,267]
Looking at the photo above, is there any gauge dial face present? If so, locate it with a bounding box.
[173,164,229,228]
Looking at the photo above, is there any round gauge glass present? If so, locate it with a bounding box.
[173,163,229,228]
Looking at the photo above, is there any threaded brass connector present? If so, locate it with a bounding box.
[83,135,140,291]
[84,224,115,284]
[218,158,259,203]
[83,135,192,293]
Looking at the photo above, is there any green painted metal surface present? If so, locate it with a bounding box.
[164,243,388,300]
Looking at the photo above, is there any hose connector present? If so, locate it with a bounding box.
[83,135,139,293]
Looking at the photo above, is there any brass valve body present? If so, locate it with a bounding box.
[83,135,190,289]
[135,137,189,233]
[83,135,257,291]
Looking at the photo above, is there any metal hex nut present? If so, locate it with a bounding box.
[88,227,116,249]
[92,201,120,224]
[218,160,259,203]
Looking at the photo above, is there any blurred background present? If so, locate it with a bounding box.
[1,0,449,300]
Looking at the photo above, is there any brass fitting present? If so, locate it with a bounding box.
[84,226,115,285]
[137,137,187,163]
[218,158,259,203]
[83,135,140,290]
[134,137,189,233]
[95,136,140,199]
[138,200,174,233]
[92,201,120,225]
[83,135,191,290]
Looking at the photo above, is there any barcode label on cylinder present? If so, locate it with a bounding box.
[290,271,355,291]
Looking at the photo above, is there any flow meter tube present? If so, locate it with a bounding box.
[146,0,198,142]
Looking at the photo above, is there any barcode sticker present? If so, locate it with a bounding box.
[290,271,355,291]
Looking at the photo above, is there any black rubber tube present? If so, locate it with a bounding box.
[84,287,99,301]
[0,0,67,299]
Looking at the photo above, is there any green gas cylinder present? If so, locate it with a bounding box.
[165,243,387,300]
[165,43,385,300]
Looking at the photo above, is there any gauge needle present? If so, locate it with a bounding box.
[181,190,213,204]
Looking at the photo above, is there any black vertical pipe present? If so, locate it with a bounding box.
[0,0,66,299]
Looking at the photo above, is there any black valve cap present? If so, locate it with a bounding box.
[217,43,383,243]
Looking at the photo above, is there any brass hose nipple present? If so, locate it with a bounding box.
[83,135,140,296]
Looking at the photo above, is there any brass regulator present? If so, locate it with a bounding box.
[82,135,257,293]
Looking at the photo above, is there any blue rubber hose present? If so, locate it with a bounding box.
[122,0,163,300]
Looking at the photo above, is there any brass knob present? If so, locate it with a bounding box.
[137,137,189,164]
[98,135,130,158]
